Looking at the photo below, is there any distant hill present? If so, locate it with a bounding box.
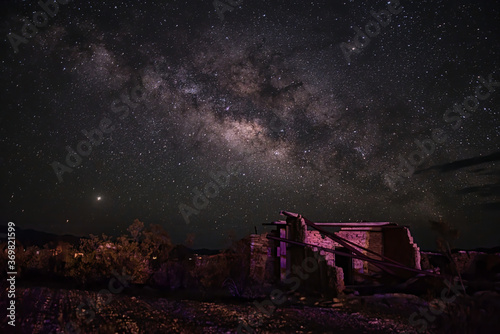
[194,248,221,255]
[0,225,83,248]
[0,225,221,254]
[422,246,500,254]
[167,244,221,261]
[461,246,500,254]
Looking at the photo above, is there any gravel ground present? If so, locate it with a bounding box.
[0,287,493,334]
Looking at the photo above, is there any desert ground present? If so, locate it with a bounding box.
[2,284,499,334]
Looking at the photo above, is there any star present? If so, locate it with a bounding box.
[1,0,498,250]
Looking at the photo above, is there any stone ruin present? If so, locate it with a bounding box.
[248,211,422,296]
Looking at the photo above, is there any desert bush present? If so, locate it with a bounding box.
[65,219,173,285]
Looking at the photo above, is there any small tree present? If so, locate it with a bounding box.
[127,219,145,241]
[141,223,173,262]
[114,234,150,284]
[66,219,174,285]
[66,234,104,284]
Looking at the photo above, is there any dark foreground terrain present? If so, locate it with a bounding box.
[1,287,499,334]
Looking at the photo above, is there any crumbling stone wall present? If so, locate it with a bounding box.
[249,222,424,294]
[453,251,478,274]
[248,227,344,295]
[383,226,421,277]
[287,216,307,278]
[452,251,500,278]
[336,229,368,275]
[305,229,370,292]
[304,230,337,266]
[302,246,343,297]
[421,251,500,279]
[249,233,274,283]
[304,229,376,286]
[366,230,383,273]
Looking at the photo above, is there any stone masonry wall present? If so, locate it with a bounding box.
[383,226,421,276]
[304,229,371,287]
[304,230,338,266]
[249,233,274,283]
[304,229,372,276]
[336,229,368,274]
[366,230,383,274]
[302,230,344,295]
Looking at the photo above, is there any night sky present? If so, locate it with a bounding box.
[1,0,499,250]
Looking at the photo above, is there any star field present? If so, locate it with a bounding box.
[1,0,499,249]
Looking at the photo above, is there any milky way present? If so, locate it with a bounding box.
[1,0,499,249]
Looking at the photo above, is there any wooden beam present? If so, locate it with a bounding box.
[267,235,441,277]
